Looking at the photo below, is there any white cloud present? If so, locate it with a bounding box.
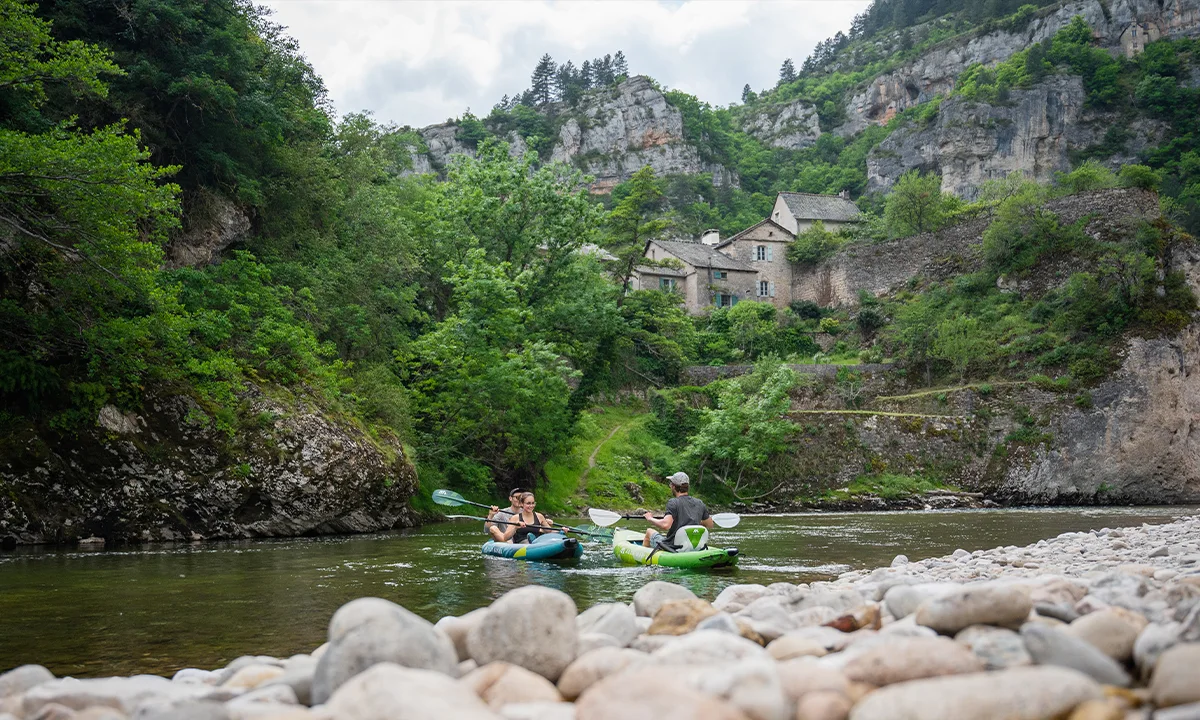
[261,0,870,128]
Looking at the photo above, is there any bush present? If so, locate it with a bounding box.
[789,300,824,319]
[1055,160,1117,194]
[1119,164,1163,190]
[787,220,844,266]
[884,170,958,237]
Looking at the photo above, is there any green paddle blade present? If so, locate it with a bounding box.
[432,489,467,507]
[575,525,615,543]
[588,508,623,527]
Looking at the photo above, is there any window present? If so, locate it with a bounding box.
[716,293,736,307]
[712,270,727,280]
[755,245,773,261]
[659,277,677,292]
[758,281,775,298]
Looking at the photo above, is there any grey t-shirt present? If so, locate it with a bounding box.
[487,509,514,532]
[665,495,710,545]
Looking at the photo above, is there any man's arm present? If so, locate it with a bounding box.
[643,511,674,532]
[701,517,714,529]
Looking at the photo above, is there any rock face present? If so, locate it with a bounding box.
[0,384,419,545]
[840,0,1200,138]
[738,99,822,150]
[165,191,251,269]
[402,77,735,192]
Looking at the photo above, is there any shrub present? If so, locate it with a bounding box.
[1055,160,1117,194]
[1074,392,1094,409]
[1119,164,1163,190]
[884,170,958,237]
[787,220,844,266]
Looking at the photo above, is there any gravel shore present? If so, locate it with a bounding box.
[2,515,1199,720]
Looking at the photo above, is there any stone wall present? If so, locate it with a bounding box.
[791,188,1161,307]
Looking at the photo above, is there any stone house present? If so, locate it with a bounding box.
[633,240,757,313]
[715,219,796,310]
[632,191,861,314]
[769,191,861,235]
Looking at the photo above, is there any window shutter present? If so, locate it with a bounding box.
[767,246,774,261]
[769,282,776,297]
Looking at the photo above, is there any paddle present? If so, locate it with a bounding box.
[444,514,613,541]
[587,507,742,528]
[432,488,493,511]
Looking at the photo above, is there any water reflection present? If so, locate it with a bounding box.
[0,506,1194,677]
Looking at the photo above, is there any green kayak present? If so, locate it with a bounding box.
[611,529,739,569]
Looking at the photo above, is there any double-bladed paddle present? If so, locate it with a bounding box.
[587,507,741,528]
[434,490,614,540]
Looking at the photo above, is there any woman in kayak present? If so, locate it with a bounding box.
[501,492,554,544]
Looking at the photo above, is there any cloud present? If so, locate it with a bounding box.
[260,0,870,129]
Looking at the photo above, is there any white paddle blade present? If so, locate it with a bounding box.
[432,489,466,507]
[588,508,623,527]
[712,512,741,528]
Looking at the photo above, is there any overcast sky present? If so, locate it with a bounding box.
[260,0,870,129]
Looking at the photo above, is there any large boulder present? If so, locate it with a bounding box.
[0,666,54,699]
[842,636,984,686]
[713,585,769,613]
[1065,608,1147,662]
[467,587,578,682]
[575,670,749,720]
[1020,624,1132,687]
[556,648,647,701]
[649,599,718,636]
[576,604,638,647]
[462,662,563,709]
[1151,643,1200,708]
[437,608,491,662]
[311,597,458,704]
[650,630,768,666]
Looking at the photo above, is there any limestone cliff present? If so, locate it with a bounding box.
[402,77,735,191]
[737,99,822,150]
[838,0,1200,138]
[0,385,420,546]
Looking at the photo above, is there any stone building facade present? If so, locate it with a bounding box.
[631,191,862,314]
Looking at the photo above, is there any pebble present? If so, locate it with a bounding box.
[320,663,497,720]
[648,599,718,636]
[575,604,637,648]
[650,630,767,666]
[765,633,828,661]
[712,585,768,614]
[915,584,1033,634]
[435,607,490,662]
[953,624,1031,669]
[462,662,563,709]
[847,666,1103,720]
[1150,643,1200,708]
[1020,624,1132,687]
[795,690,852,720]
[311,597,458,703]
[842,636,983,686]
[574,671,749,720]
[1066,608,1147,661]
[467,587,579,683]
[631,582,696,618]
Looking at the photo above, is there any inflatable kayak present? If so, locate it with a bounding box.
[611,529,738,569]
[482,532,583,561]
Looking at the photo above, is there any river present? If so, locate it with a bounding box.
[0,506,1195,678]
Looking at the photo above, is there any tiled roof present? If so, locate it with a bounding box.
[635,265,688,278]
[778,192,861,222]
[716,219,794,249]
[652,240,756,272]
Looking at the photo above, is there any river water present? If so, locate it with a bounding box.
[1,506,1195,678]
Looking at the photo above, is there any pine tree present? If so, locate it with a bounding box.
[597,53,614,84]
[613,50,629,78]
[778,58,797,86]
[580,60,593,89]
[530,53,556,105]
[497,94,510,111]
[556,60,581,105]
[742,84,755,103]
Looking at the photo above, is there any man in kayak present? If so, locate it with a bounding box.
[642,472,712,551]
[486,487,525,542]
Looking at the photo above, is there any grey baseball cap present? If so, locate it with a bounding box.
[668,472,690,486]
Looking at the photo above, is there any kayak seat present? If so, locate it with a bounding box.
[674,525,710,551]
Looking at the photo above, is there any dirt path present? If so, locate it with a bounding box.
[578,423,625,488]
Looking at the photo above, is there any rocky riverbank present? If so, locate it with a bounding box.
[2,516,1199,720]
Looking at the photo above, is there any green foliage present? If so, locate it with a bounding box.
[1055,160,1117,193]
[682,359,800,496]
[884,170,958,237]
[786,220,845,266]
[1118,164,1162,190]
[848,473,945,499]
[981,185,1086,275]
[931,316,996,379]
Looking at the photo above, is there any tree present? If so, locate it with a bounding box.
[778,58,797,86]
[555,60,581,105]
[603,166,669,306]
[683,360,800,497]
[884,170,953,237]
[580,60,593,89]
[741,84,756,103]
[530,53,556,105]
[931,316,996,379]
[786,220,843,265]
[613,50,629,78]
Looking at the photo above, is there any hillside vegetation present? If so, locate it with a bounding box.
[2,0,1198,529]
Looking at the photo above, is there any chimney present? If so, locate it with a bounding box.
[700,229,720,246]
[839,189,851,200]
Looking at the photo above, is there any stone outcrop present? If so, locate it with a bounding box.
[838,0,1200,138]
[737,99,822,150]
[164,191,251,268]
[866,77,1170,197]
[0,385,419,545]
[402,77,735,192]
